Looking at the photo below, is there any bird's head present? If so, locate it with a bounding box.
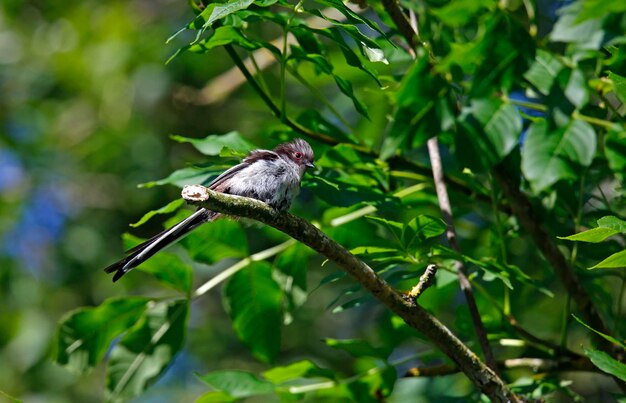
[274,138,315,172]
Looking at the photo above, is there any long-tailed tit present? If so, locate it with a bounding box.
[105,138,315,282]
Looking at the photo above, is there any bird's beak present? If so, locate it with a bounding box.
[305,162,315,169]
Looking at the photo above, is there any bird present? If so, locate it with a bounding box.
[105,138,315,282]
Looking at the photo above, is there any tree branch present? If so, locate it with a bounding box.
[408,264,438,299]
[492,167,626,392]
[427,138,498,372]
[404,356,597,378]
[491,168,611,341]
[181,185,520,402]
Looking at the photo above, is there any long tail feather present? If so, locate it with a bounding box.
[104,208,217,282]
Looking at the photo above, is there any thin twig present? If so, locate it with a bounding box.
[181,185,520,402]
[404,356,597,378]
[427,138,498,373]
[408,264,438,299]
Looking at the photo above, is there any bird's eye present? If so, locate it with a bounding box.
[294,152,303,159]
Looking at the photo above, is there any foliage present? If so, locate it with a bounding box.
[1,0,625,401]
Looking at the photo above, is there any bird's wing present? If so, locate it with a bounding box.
[207,150,278,191]
[206,162,249,191]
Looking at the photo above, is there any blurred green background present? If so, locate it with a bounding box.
[0,0,277,400]
[0,1,395,401]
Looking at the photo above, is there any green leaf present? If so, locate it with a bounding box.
[332,295,370,313]
[564,68,589,109]
[53,297,150,373]
[608,72,626,103]
[333,74,370,119]
[550,2,605,52]
[584,348,626,381]
[273,243,311,314]
[605,130,626,174]
[197,370,274,398]
[521,119,596,192]
[262,360,334,384]
[598,216,626,233]
[169,25,280,63]
[296,110,356,144]
[432,0,494,27]
[303,177,396,207]
[457,98,522,170]
[573,314,626,348]
[348,364,396,401]
[139,166,222,188]
[307,26,382,86]
[171,131,254,156]
[225,262,283,363]
[325,338,388,359]
[129,199,184,228]
[576,0,626,22]
[365,216,403,241]
[201,0,254,27]
[558,227,620,243]
[524,50,564,95]
[589,250,626,269]
[181,218,248,265]
[288,47,369,119]
[402,215,446,250]
[106,300,189,401]
[311,0,386,37]
[385,55,448,158]
[124,230,192,292]
[195,391,236,402]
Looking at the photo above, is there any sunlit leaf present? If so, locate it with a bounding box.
[558,227,620,243]
[197,370,274,398]
[589,250,626,270]
[171,131,254,156]
[262,360,335,384]
[597,216,626,233]
[139,166,222,189]
[106,300,189,401]
[130,199,185,228]
[53,297,150,373]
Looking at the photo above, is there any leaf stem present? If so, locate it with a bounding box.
[193,239,295,298]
